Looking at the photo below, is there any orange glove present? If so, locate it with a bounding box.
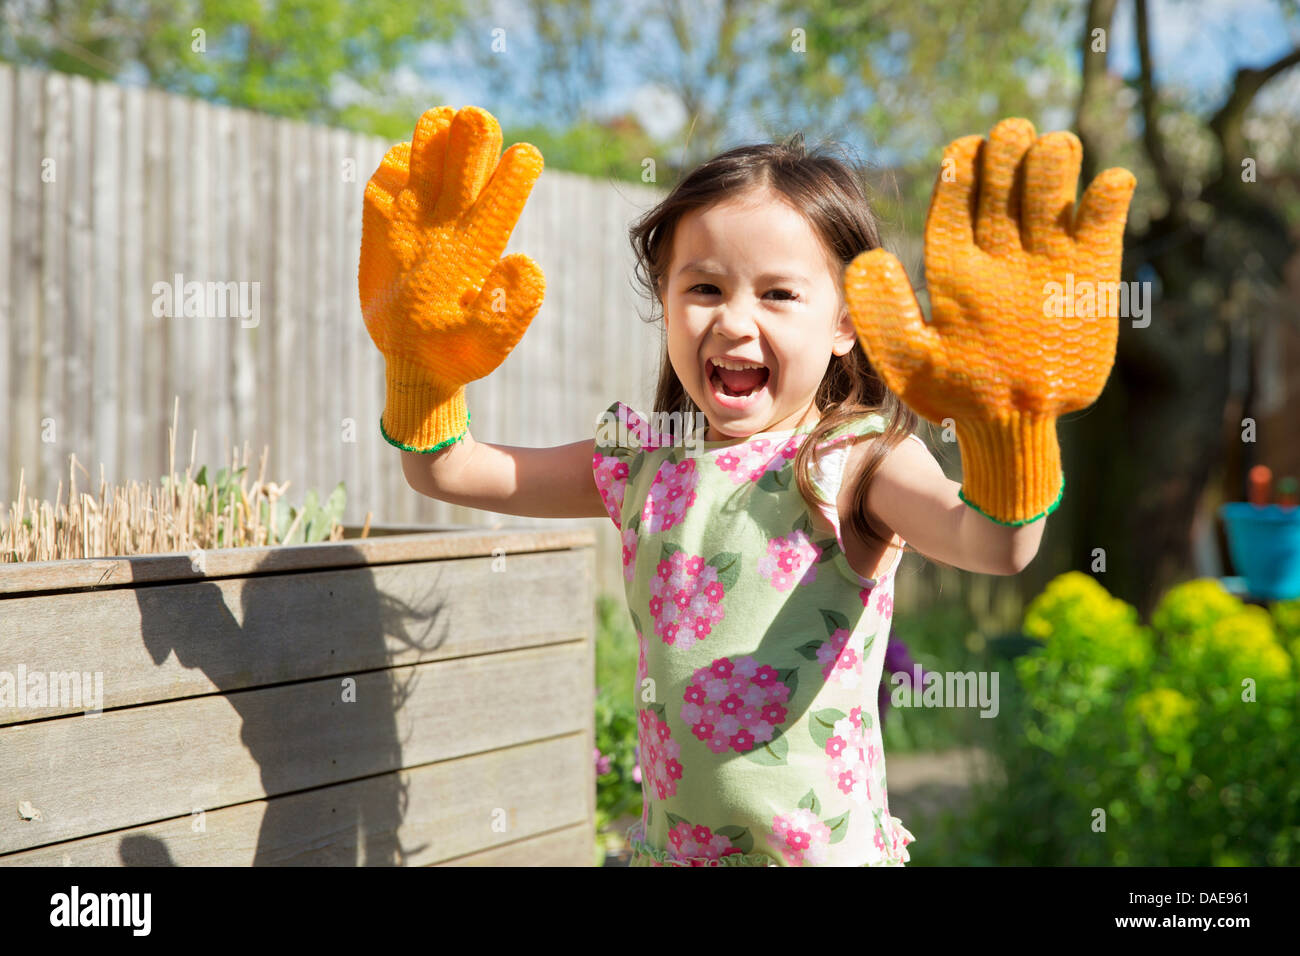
[845,118,1136,525]
[359,105,546,453]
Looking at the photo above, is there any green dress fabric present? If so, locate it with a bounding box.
[593,400,920,867]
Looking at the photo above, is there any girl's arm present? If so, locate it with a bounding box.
[858,436,1045,575]
[400,433,609,520]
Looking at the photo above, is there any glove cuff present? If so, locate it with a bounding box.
[380,356,470,454]
[953,413,1065,526]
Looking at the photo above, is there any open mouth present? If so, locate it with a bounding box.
[707,358,770,401]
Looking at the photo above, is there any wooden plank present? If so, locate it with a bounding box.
[339,130,362,526]
[119,81,145,491]
[40,70,67,500]
[433,822,593,866]
[66,74,94,472]
[0,525,595,594]
[274,116,296,520]
[252,110,277,499]
[312,122,331,514]
[0,64,13,492]
[0,640,593,853]
[1,548,592,723]
[165,91,190,463]
[92,78,124,485]
[142,87,169,489]
[2,734,590,865]
[190,96,215,467]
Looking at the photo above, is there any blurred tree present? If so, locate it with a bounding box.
[458,0,800,183]
[1068,0,1300,615]
[0,0,464,137]
[759,0,1083,222]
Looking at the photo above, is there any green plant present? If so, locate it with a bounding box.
[593,594,643,847]
[934,572,1300,865]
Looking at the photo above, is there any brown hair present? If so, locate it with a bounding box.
[628,131,922,559]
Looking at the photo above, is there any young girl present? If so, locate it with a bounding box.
[359,105,1135,867]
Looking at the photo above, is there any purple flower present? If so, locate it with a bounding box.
[880,637,928,724]
[594,747,612,775]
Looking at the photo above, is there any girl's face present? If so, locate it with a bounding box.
[660,184,860,443]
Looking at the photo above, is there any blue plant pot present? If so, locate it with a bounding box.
[1218,503,1300,601]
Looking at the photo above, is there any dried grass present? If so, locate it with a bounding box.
[1,398,370,563]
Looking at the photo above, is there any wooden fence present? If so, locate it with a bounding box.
[0,62,667,600]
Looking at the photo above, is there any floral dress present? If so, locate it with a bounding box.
[592,400,922,867]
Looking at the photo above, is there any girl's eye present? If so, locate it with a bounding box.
[687,284,798,301]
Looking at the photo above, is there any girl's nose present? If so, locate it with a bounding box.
[711,299,760,339]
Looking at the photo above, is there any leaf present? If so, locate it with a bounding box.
[325,482,346,522]
[665,811,687,828]
[757,469,790,493]
[744,733,788,765]
[797,788,820,814]
[814,538,837,562]
[714,825,754,854]
[820,609,850,635]
[810,708,848,749]
[194,465,208,488]
[823,811,850,844]
[795,640,823,661]
[707,551,741,591]
[629,610,642,636]
[284,508,306,545]
[779,667,799,702]
[660,540,681,562]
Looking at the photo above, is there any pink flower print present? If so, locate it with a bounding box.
[825,713,872,803]
[636,632,647,687]
[874,828,887,854]
[817,627,866,689]
[592,454,629,526]
[637,709,683,800]
[642,459,699,533]
[757,530,820,591]
[771,808,832,866]
[875,588,894,617]
[647,549,726,650]
[620,524,637,582]
[858,585,874,607]
[681,655,793,756]
[715,437,795,485]
[716,451,742,475]
[665,821,746,864]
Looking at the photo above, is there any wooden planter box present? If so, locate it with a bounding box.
[0,525,597,866]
